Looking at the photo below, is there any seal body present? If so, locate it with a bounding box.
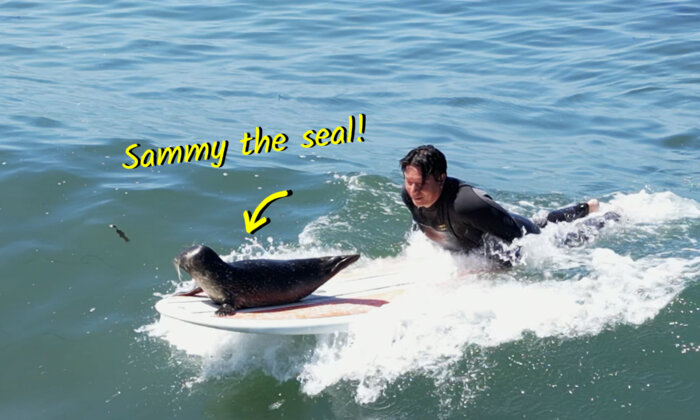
[174,245,360,316]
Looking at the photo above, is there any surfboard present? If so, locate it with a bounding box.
[155,270,410,335]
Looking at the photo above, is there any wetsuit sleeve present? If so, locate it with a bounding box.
[453,188,523,243]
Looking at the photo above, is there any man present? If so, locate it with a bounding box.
[400,145,607,261]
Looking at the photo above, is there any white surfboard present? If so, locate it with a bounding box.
[155,269,410,335]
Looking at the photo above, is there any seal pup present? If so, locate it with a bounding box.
[174,245,360,316]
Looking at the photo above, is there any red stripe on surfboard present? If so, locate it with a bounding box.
[246,297,389,313]
[215,289,404,320]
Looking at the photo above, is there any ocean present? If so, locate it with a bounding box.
[1,0,698,418]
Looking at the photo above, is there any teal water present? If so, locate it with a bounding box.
[1,0,699,418]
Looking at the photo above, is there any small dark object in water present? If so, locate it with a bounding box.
[109,224,130,242]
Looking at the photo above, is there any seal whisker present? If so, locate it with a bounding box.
[174,262,182,282]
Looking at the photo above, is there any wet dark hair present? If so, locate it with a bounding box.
[399,145,447,182]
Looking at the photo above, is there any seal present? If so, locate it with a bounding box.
[174,245,361,316]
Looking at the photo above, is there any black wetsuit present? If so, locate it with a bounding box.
[401,177,591,254]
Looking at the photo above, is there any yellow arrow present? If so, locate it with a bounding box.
[243,190,293,234]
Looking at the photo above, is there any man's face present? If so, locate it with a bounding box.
[403,165,445,208]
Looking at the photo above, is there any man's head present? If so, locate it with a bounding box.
[400,145,447,208]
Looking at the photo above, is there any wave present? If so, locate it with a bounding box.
[141,188,700,404]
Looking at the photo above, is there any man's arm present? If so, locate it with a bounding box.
[454,187,523,243]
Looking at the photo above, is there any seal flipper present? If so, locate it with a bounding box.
[215,303,236,317]
[325,254,361,276]
[175,286,203,297]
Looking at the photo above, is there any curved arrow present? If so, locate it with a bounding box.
[243,190,293,234]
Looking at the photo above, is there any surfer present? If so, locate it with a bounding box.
[400,145,618,264]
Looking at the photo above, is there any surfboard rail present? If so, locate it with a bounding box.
[155,273,410,335]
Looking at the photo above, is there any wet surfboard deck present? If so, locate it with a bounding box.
[155,270,409,335]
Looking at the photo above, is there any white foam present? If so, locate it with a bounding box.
[295,246,699,403]
[607,188,700,223]
[142,190,700,403]
[298,215,353,249]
